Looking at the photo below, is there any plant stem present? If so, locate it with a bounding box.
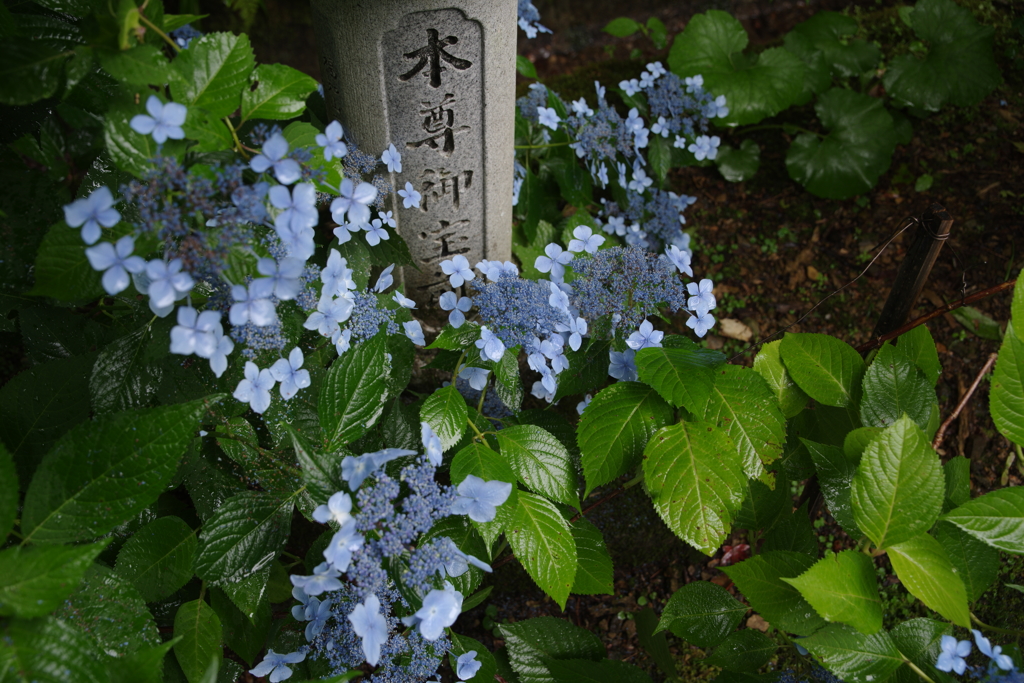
[903,658,937,683]
[139,14,180,53]
[223,117,250,160]
[971,613,1024,636]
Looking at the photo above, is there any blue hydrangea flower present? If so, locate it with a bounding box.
[687,278,717,311]
[249,649,305,683]
[331,178,377,225]
[234,361,275,413]
[349,593,388,666]
[517,0,551,38]
[421,422,443,466]
[170,306,222,358]
[398,181,422,208]
[687,307,716,338]
[230,284,277,326]
[451,475,513,523]
[321,249,356,297]
[665,244,693,277]
[405,320,426,346]
[458,366,490,391]
[537,106,561,130]
[535,243,573,281]
[253,257,305,301]
[365,218,390,247]
[973,629,1014,671]
[567,225,605,255]
[457,651,483,680]
[315,120,348,161]
[442,255,475,288]
[270,347,311,400]
[324,518,364,570]
[129,95,186,144]
[688,134,721,161]
[290,561,342,596]
[250,132,302,185]
[313,491,353,526]
[290,585,315,621]
[439,291,473,326]
[576,393,592,415]
[381,143,402,173]
[410,582,463,640]
[64,186,121,245]
[609,349,638,381]
[305,597,333,641]
[84,236,145,294]
[145,258,194,309]
[626,319,664,351]
[936,635,972,674]
[475,326,506,363]
[393,290,417,309]
[270,182,318,234]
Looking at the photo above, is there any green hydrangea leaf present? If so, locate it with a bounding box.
[194,489,297,585]
[570,517,613,595]
[1,616,111,683]
[421,384,468,452]
[319,333,389,449]
[643,421,746,555]
[578,381,674,497]
[114,516,197,602]
[656,582,747,648]
[783,550,882,634]
[507,493,577,610]
[56,564,160,656]
[240,63,317,123]
[499,616,603,683]
[173,598,223,683]
[723,550,826,635]
[851,416,944,550]
[860,342,934,430]
[887,532,970,628]
[779,332,865,408]
[171,32,255,118]
[0,540,107,617]
[498,424,578,509]
[933,521,999,603]
[991,324,1024,446]
[941,487,1024,554]
[799,624,903,683]
[22,398,210,544]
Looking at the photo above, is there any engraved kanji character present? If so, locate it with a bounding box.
[399,28,473,88]
[420,168,473,212]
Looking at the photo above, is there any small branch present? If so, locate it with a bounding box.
[855,279,1016,354]
[971,613,1024,637]
[514,141,573,150]
[138,14,180,53]
[932,352,998,451]
[903,658,938,683]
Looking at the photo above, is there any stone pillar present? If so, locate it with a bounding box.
[310,0,515,298]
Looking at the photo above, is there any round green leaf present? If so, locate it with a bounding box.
[635,344,718,414]
[656,582,746,648]
[783,12,880,80]
[851,416,944,550]
[577,381,674,497]
[0,38,67,105]
[785,88,897,199]
[114,516,197,603]
[783,550,882,634]
[498,424,578,509]
[499,616,604,681]
[90,324,165,415]
[97,44,174,86]
[507,492,577,610]
[705,629,777,672]
[668,11,805,126]
[715,139,761,183]
[642,421,746,555]
[883,0,1000,111]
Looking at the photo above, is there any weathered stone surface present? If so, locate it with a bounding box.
[311,0,515,296]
